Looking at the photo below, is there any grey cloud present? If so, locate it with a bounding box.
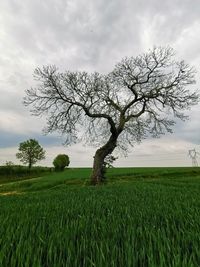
[0,0,199,165]
[0,130,62,148]
[2,0,200,71]
[172,108,200,145]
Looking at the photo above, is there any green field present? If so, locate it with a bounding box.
[0,167,200,266]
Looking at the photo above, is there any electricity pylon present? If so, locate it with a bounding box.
[188,149,199,167]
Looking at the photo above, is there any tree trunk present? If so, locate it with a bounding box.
[91,135,117,185]
[28,159,32,170]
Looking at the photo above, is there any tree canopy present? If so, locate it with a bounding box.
[53,154,70,171]
[16,139,45,169]
[24,47,199,184]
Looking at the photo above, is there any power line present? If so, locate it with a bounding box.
[188,149,200,167]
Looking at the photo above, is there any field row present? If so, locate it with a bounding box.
[0,168,200,266]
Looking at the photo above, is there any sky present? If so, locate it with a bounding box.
[0,0,199,167]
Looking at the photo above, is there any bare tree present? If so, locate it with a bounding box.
[24,47,199,184]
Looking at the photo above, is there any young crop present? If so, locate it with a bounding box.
[0,168,200,266]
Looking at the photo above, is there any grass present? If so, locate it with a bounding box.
[0,165,53,184]
[0,167,200,266]
[0,168,91,193]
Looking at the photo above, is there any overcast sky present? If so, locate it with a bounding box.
[0,0,199,167]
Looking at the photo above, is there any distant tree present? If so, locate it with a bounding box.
[16,139,45,169]
[24,47,199,184]
[4,161,15,176]
[53,154,70,171]
[5,161,14,167]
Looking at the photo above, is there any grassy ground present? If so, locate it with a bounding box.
[0,165,53,184]
[0,167,200,266]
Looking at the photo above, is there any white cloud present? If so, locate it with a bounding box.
[0,138,199,167]
[0,110,45,135]
[115,137,199,167]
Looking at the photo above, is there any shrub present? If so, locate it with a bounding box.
[0,165,53,179]
[53,154,70,171]
[102,155,118,180]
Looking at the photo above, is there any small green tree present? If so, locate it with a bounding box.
[16,139,45,169]
[53,154,70,171]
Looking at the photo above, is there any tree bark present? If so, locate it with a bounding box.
[91,135,118,185]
